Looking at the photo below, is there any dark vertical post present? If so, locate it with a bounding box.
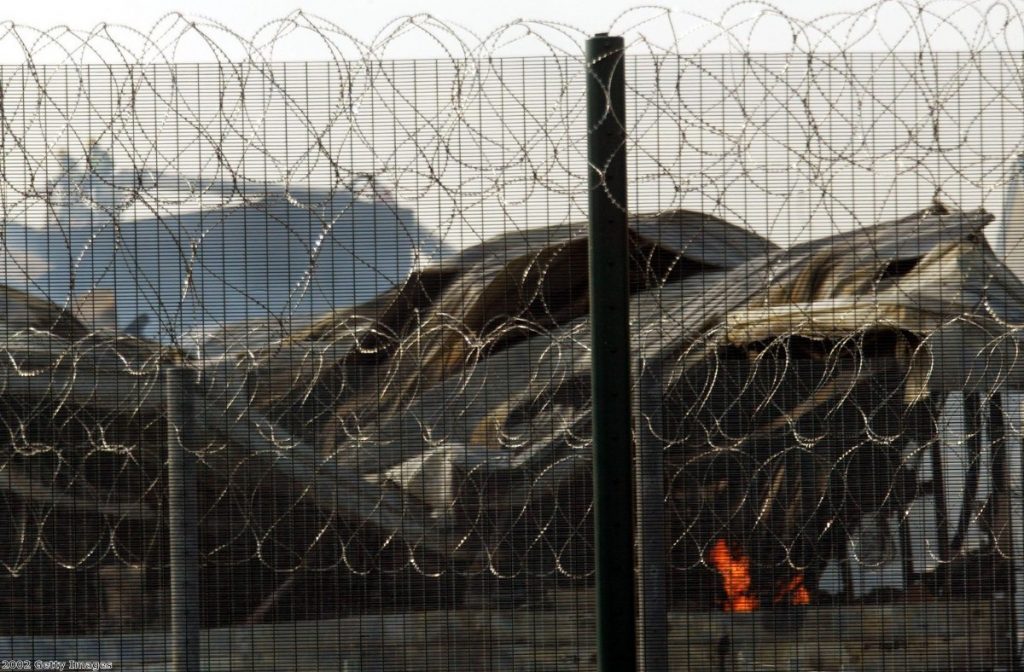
[166,363,201,671]
[635,361,668,672]
[987,393,1019,669]
[952,392,983,555]
[587,32,636,672]
[929,408,952,562]
[897,514,916,588]
[989,394,1012,552]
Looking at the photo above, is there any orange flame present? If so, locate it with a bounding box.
[774,573,811,606]
[710,539,760,613]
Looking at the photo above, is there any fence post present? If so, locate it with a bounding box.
[166,363,201,672]
[635,359,669,672]
[586,32,637,671]
[987,393,1020,668]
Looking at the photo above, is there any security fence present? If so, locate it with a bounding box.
[2,2,1024,670]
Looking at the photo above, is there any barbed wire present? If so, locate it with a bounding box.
[4,2,1024,64]
[0,0,1023,638]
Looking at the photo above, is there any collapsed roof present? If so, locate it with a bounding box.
[1,203,1020,603]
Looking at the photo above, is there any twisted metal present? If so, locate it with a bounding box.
[0,0,1022,636]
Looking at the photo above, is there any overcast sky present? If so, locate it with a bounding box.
[4,1,1024,285]
[3,0,1021,62]
[3,0,837,51]
[4,1,1024,251]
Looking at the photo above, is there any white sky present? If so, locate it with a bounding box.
[5,1,1024,260]
[5,0,827,54]
[5,1,1024,254]
[4,0,1023,63]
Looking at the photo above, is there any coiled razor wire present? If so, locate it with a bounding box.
[0,0,1023,633]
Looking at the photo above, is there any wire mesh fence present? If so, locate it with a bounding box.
[3,2,1024,670]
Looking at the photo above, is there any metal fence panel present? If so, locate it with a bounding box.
[1,5,1024,671]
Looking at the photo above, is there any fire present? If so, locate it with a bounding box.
[710,538,812,612]
[710,539,760,613]
[774,573,811,606]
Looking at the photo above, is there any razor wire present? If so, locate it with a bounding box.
[0,0,1024,636]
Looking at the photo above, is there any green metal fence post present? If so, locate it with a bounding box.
[166,363,201,672]
[586,32,637,672]
[635,360,669,672]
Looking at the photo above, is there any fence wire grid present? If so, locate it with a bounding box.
[2,1,1024,670]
